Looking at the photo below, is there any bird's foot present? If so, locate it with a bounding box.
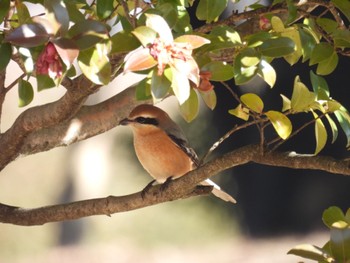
[160,176,173,192]
[141,179,156,199]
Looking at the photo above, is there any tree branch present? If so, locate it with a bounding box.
[1,144,349,226]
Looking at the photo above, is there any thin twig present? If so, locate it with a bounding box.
[5,72,26,94]
[268,112,326,151]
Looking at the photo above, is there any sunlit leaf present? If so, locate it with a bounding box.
[196,0,228,23]
[240,48,261,67]
[18,79,34,107]
[330,222,350,262]
[257,60,276,88]
[174,34,210,49]
[179,88,199,122]
[44,0,69,34]
[229,104,249,121]
[316,18,338,34]
[312,110,327,155]
[52,38,79,68]
[291,76,316,112]
[145,14,173,42]
[132,26,158,47]
[171,66,190,105]
[265,111,292,140]
[287,244,334,262]
[5,23,50,47]
[299,26,318,63]
[241,93,264,113]
[323,206,347,228]
[280,94,291,112]
[78,43,111,85]
[124,48,157,72]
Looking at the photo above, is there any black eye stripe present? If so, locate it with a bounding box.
[135,117,159,126]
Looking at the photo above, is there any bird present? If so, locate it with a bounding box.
[119,104,236,203]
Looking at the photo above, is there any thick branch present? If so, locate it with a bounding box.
[1,144,350,226]
[19,86,150,155]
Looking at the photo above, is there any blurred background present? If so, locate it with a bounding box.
[1,0,350,262]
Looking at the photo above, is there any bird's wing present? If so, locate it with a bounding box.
[167,133,199,167]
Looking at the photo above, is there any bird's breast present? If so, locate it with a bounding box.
[133,131,193,183]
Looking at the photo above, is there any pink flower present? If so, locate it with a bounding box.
[36,42,63,79]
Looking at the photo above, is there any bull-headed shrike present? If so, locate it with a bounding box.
[119,104,236,203]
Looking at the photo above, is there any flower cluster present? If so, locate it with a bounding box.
[36,42,62,79]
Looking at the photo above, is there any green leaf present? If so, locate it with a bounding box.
[271,16,285,32]
[240,48,261,67]
[246,32,271,48]
[312,111,327,155]
[316,51,338,76]
[16,1,31,24]
[309,42,334,65]
[326,114,339,144]
[291,76,316,112]
[44,0,69,34]
[201,61,234,81]
[151,68,171,101]
[5,23,50,47]
[259,37,295,57]
[287,244,334,262]
[334,108,350,148]
[330,223,350,262]
[265,110,292,140]
[233,54,258,85]
[78,43,111,85]
[310,70,330,100]
[196,0,228,23]
[299,26,318,63]
[280,94,291,112]
[257,60,276,88]
[229,104,249,121]
[179,88,199,122]
[135,78,152,101]
[199,89,217,110]
[0,39,11,71]
[96,0,114,19]
[331,0,350,22]
[316,18,338,34]
[37,74,56,91]
[132,26,158,47]
[241,93,264,113]
[68,20,108,50]
[111,31,140,54]
[0,0,10,24]
[18,79,34,107]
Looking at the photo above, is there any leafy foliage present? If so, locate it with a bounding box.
[288,206,350,263]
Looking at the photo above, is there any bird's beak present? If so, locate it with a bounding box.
[119,118,131,126]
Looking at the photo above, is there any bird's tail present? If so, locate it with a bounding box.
[201,179,236,204]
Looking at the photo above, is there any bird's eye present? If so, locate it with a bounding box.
[135,117,159,126]
[135,117,147,124]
